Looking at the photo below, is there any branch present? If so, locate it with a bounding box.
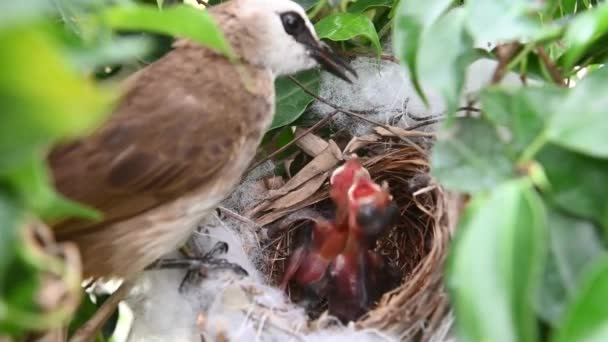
[491,43,522,84]
[536,46,566,87]
[195,0,209,7]
[342,51,400,64]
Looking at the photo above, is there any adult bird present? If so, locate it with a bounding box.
[48,0,355,280]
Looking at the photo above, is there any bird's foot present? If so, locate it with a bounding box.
[147,241,248,292]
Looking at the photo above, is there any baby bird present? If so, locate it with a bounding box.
[327,174,400,322]
[281,157,399,321]
[278,158,369,296]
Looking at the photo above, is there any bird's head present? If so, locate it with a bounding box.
[329,157,370,223]
[347,176,398,241]
[227,0,356,81]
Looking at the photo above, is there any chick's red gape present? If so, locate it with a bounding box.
[281,156,400,322]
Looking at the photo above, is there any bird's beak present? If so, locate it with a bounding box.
[294,27,357,82]
[310,41,358,83]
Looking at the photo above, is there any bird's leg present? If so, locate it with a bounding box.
[147,242,248,292]
[279,245,307,290]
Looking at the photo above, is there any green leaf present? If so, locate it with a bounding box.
[431,117,515,193]
[481,87,549,158]
[271,70,320,130]
[554,257,608,342]
[480,85,566,161]
[349,0,393,13]
[418,7,474,114]
[102,4,234,58]
[314,13,381,53]
[69,292,112,342]
[538,144,608,233]
[447,180,547,342]
[0,191,23,287]
[561,2,608,70]
[547,67,608,158]
[464,0,547,45]
[559,0,594,15]
[537,209,606,325]
[0,25,113,171]
[392,0,454,104]
[67,35,152,73]
[0,0,54,28]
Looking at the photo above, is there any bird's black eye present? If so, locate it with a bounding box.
[280,11,305,36]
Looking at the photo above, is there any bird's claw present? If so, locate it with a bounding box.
[147,241,248,292]
[205,241,229,258]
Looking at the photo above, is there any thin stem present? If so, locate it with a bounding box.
[343,51,400,64]
[536,46,565,86]
[308,0,327,19]
[518,130,548,165]
[506,43,535,72]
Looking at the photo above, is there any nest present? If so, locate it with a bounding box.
[247,130,463,341]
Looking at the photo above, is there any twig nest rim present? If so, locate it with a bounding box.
[254,135,459,340]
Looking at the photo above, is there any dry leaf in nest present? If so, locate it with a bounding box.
[255,136,459,341]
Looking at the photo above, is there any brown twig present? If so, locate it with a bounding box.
[536,46,566,86]
[249,76,480,174]
[404,106,480,122]
[491,43,522,84]
[218,206,262,229]
[343,51,400,64]
[195,0,209,7]
[247,110,339,172]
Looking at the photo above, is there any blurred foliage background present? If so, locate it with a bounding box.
[2,0,608,341]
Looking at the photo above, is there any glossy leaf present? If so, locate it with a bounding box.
[448,180,547,342]
[271,70,320,130]
[0,0,53,28]
[418,8,474,114]
[67,35,151,72]
[537,209,606,325]
[561,2,608,69]
[0,192,22,287]
[554,257,608,342]
[464,0,547,45]
[538,144,608,233]
[559,0,594,14]
[431,117,515,193]
[480,85,565,161]
[102,4,234,58]
[547,67,608,158]
[314,13,381,53]
[392,0,454,103]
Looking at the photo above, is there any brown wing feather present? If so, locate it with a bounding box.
[49,43,273,238]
